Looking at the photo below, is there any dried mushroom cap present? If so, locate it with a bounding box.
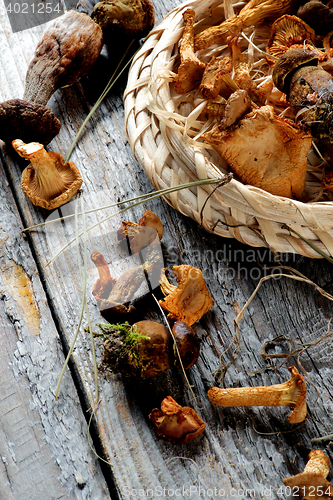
[283,450,333,499]
[202,105,312,199]
[159,265,214,326]
[272,47,319,93]
[12,139,82,210]
[297,1,333,36]
[117,210,163,254]
[199,56,233,100]
[148,396,206,444]
[172,321,200,370]
[24,10,103,105]
[0,99,60,146]
[266,15,316,66]
[173,9,206,94]
[92,0,155,44]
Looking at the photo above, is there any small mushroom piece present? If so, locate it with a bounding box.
[283,450,333,499]
[12,139,83,210]
[208,366,307,423]
[23,11,103,106]
[148,396,206,444]
[228,36,273,105]
[199,56,233,100]
[222,89,252,128]
[92,0,155,46]
[266,15,316,66]
[172,321,200,369]
[194,0,297,51]
[173,9,206,94]
[159,265,214,326]
[202,105,312,198]
[0,99,60,146]
[117,210,163,254]
[91,252,117,302]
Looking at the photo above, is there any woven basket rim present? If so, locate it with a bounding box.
[124,0,333,258]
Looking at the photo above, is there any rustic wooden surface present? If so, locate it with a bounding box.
[1,1,333,499]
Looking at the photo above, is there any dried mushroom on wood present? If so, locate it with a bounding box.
[149,396,206,444]
[24,10,103,106]
[12,139,82,210]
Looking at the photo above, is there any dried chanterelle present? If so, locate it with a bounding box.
[12,139,82,210]
[149,396,206,444]
[208,366,307,423]
[283,450,333,500]
[117,210,163,254]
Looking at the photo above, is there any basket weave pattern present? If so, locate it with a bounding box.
[124,0,333,258]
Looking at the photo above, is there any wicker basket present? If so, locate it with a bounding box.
[124,0,333,258]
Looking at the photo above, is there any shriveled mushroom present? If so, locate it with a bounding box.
[0,99,60,146]
[159,265,214,326]
[297,1,333,37]
[91,252,117,301]
[12,139,83,210]
[208,366,307,423]
[117,210,163,254]
[149,396,206,444]
[222,89,252,128]
[173,9,206,94]
[228,36,273,105]
[266,15,316,66]
[202,105,312,198]
[199,56,233,100]
[283,450,333,499]
[272,47,333,143]
[24,10,103,106]
[92,0,155,46]
[193,0,298,51]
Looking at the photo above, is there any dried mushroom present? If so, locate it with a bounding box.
[199,56,233,100]
[297,1,333,37]
[208,366,307,423]
[24,10,103,106]
[12,139,82,210]
[202,105,312,198]
[272,48,333,143]
[117,210,163,254]
[283,450,333,499]
[173,9,206,94]
[92,0,155,45]
[91,252,117,301]
[193,0,297,51]
[0,99,60,146]
[266,15,316,66]
[149,396,206,444]
[171,321,200,370]
[159,265,214,326]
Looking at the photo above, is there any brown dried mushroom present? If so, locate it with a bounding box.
[92,0,155,45]
[117,210,163,254]
[193,0,297,51]
[208,366,307,423]
[0,99,60,146]
[23,10,103,106]
[12,139,82,210]
[91,252,117,301]
[283,450,333,499]
[202,105,312,198]
[149,396,206,444]
[297,1,333,37]
[199,56,233,100]
[266,15,316,66]
[171,321,200,370]
[173,9,206,94]
[159,265,214,326]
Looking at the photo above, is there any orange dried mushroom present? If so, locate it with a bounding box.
[117,210,163,254]
[91,252,117,302]
[199,56,234,100]
[159,265,214,325]
[173,9,206,94]
[149,396,206,444]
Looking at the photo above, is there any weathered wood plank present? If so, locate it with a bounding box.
[1,0,333,499]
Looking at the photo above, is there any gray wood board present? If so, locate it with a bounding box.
[1,0,333,499]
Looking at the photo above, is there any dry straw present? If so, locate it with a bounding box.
[124,0,333,258]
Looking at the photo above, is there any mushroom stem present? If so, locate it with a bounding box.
[208,366,307,423]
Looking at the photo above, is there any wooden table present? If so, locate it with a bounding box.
[1,1,333,498]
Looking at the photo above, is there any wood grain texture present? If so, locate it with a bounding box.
[1,0,333,499]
